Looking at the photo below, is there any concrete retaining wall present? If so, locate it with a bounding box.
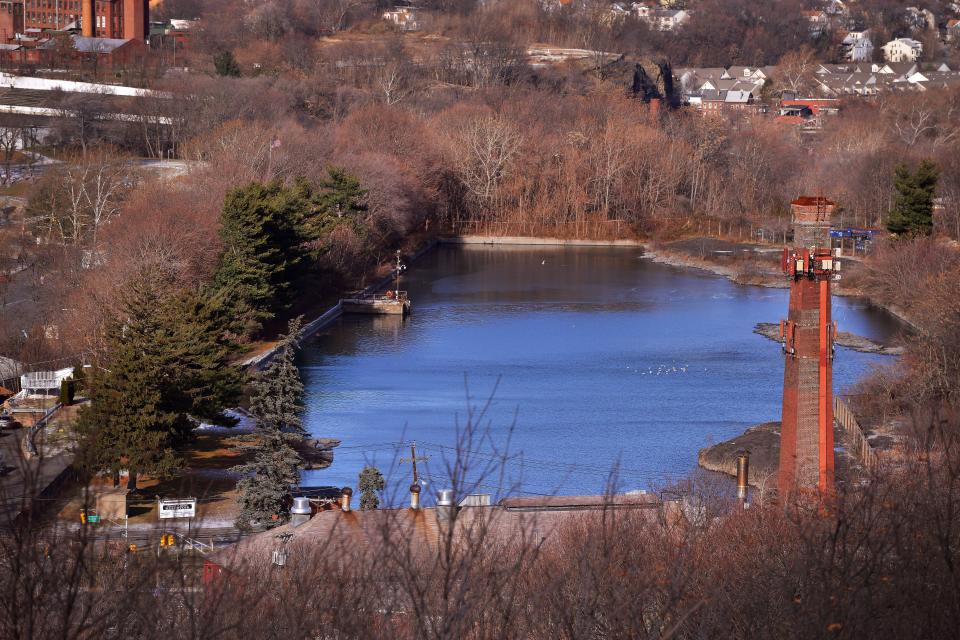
[242,239,439,371]
[440,235,644,247]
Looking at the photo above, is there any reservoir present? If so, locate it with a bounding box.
[299,245,899,499]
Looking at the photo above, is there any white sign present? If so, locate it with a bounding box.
[158,499,196,519]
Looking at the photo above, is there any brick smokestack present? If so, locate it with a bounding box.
[778,197,837,499]
[123,0,147,40]
[82,0,95,37]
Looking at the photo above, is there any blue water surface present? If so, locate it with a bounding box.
[299,245,900,500]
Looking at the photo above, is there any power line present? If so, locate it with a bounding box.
[323,440,670,484]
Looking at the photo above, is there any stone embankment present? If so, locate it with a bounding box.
[440,235,643,247]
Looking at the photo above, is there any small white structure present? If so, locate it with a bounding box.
[649,9,690,31]
[19,368,72,396]
[842,30,874,62]
[882,38,923,63]
[382,7,420,32]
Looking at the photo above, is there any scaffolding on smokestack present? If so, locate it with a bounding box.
[778,196,840,498]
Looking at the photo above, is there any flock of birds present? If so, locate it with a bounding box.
[627,363,696,376]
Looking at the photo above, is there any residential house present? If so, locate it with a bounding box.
[382,6,420,31]
[723,66,775,83]
[881,38,923,62]
[689,87,762,115]
[841,30,874,62]
[803,10,829,37]
[674,65,770,106]
[816,71,880,96]
[807,60,960,94]
[648,9,690,31]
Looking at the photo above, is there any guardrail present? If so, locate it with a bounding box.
[835,397,878,471]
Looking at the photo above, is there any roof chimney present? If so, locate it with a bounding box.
[436,489,456,522]
[410,483,421,510]
[340,487,353,512]
[290,496,311,527]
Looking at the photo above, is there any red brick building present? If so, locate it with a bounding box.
[14,0,147,40]
[0,0,23,41]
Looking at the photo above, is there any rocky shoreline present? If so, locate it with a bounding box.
[753,323,903,356]
[641,247,786,288]
[698,422,781,488]
[644,243,919,331]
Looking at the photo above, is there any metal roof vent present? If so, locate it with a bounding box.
[458,494,491,507]
[410,483,422,510]
[290,497,311,527]
[437,489,456,522]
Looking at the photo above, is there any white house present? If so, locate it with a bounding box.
[803,10,829,37]
[841,30,874,62]
[649,9,690,31]
[19,368,73,397]
[881,38,923,63]
[382,7,420,32]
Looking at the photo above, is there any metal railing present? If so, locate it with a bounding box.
[343,291,408,302]
[835,396,879,471]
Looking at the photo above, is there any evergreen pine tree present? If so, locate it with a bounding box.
[887,160,939,236]
[308,167,368,237]
[214,50,241,77]
[234,318,307,530]
[359,466,385,510]
[212,181,311,335]
[77,272,241,490]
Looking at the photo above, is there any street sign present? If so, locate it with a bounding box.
[158,498,196,519]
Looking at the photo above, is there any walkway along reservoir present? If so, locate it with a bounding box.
[298,245,899,499]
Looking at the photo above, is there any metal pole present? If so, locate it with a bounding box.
[736,452,750,506]
[395,250,402,298]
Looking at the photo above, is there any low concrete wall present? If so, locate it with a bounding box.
[440,235,644,247]
[243,302,344,370]
[242,238,440,371]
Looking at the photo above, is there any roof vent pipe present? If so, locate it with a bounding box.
[437,489,456,522]
[340,487,353,512]
[410,483,421,510]
[736,452,750,507]
[290,497,312,527]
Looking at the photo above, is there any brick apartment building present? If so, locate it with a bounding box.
[0,0,147,41]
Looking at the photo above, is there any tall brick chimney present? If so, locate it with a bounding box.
[790,196,835,248]
[778,196,839,498]
[82,0,95,37]
[123,0,147,41]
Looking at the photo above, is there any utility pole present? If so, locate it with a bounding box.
[399,441,429,485]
